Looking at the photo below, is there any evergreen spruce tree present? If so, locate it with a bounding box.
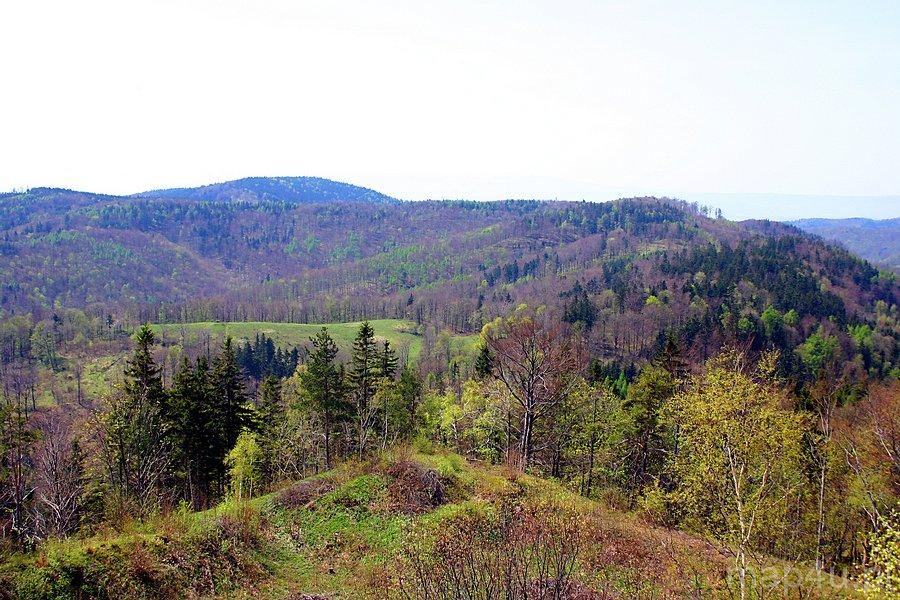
[103,324,168,515]
[256,374,283,484]
[474,343,494,379]
[192,355,221,501]
[300,328,350,469]
[349,321,379,456]
[211,337,254,489]
[258,374,283,425]
[124,325,165,410]
[378,340,399,379]
[166,356,216,506]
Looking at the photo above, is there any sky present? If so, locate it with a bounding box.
[2,0,899,220]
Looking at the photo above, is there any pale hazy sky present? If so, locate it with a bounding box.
[2,0,899,219]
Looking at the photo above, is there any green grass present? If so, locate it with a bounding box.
[152,319,480,362]
[152,319,432,359]
[36,320,479,409]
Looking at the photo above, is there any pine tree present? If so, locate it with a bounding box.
[102,325,169,515]
[258,375,283,425]
[299,328,350,469]
[256,374,283,484]
[211,337,254,489]
[350,321,379,456]
[166,355,221,507]
[474,343,494,379]
[378,340,399,379]
[192,355,221,501]
[124,325,165,410]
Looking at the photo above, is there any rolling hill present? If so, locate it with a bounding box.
[1,178,898,379]
[791,217,900,273]
[136,176,398,204]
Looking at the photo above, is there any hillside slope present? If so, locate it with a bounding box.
[791,217,900,273]
[0,449,846,599]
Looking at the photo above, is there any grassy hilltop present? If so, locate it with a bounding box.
[0,448,850,599]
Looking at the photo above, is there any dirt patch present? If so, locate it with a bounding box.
[384,459,445,515]
[276,478,335,510]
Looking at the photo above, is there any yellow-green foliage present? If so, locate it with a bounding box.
[226,430,263,501]
[2,449,849,599]
[862,510,900,599]
[664,352,812,598]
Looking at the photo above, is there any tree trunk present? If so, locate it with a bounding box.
[324,423,332,470]
[520,410,535,469]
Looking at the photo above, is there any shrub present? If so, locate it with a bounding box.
[4,503,268,600]
[861,510,900,599]
[399,499,593,599]
[276,478,336,510]
[385,459,445,515]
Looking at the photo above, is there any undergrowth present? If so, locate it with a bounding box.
[0,448,857,599]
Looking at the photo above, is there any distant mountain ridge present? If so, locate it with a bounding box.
[135,176,398,204]
[791,217,900,273]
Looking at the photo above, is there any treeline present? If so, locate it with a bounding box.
[5,190,897,388]
[235,333,300,380]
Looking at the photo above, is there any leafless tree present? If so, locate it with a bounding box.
[93,388,169,517]
[486,314,583,469]
[32,415,85,538]
[0,360,38,541]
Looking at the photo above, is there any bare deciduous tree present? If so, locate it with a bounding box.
[93,389,169,517]
[32,415,85,538]
[486,312,583,469]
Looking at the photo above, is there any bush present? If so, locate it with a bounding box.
[399,499,593,599]
[276,478,336,510]
[4,503,268,600]
[861,510,900,599]
[385,459,445,515]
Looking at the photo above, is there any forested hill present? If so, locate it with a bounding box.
[791,217,900,273]
[1,183,898,379]
[135,176,398,204]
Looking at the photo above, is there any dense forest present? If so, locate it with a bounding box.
[0,179,899,598]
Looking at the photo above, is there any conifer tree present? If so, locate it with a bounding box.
[350,321,379,456]
[258,374,283,425]
[192,355,220,500]
[300,328,350,469]
[101,324,168,515]
[256,374,283,482]
[211,337,254,490]
[167,355,218,506]
[124,325,165,410]
[474,343,494,379]
[378,340,399,379]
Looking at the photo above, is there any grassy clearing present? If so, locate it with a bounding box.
[152,319,476,361]
[35,320,478,408]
